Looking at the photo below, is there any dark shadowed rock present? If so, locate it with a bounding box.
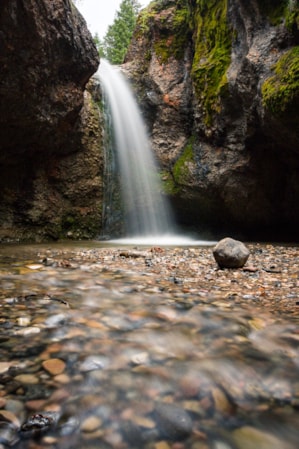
[213,237,250,269]
[154,401,193,441]
[0,0,103,242]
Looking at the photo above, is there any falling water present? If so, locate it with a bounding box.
[98,59,178,242]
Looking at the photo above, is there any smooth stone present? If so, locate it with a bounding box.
[0,363,12,375]
[130,415,155,429]
[0,410,20,428]
[155,442,171,449]
[130,352,150,366]
[14,327,41,336]
[232,426,292,449]
[80,416,102,433]
[3,399,24,416]
[25,399,48,411]
[16,316,31,327]
[42,359,66,375]
[54,374,70,384]
[14,374,39,384]
[211,388,233,414]
[42,436,58,444]
[154,402,193,441]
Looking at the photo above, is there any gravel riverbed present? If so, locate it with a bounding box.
[0,241,299,449]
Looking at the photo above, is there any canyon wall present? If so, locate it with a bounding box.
[0,0,102,242]
[124,0,299,240]
[0,0,298,242]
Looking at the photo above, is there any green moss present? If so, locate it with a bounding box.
[285,1,299,31]
[172,138,195,185]
[136,0,191,63]
[191,0,232,127]
[160,170,180,195]
[261,46,299,116]
[154,2,191,63]
[136,3,158,35]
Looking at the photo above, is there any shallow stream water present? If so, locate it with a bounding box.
[0,241,299,449]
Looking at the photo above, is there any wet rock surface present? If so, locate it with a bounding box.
[0,0,102,242]
[0,241,299,449]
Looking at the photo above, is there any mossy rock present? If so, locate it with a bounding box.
[172,138,195,186]
[191,0,232,127]
[137,0,191,63]
[262,46,299,117]
[160,170,180,195]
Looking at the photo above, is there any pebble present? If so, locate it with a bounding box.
[54,374,70,384]
[232,426,292,449]
[130,352,150,366]
[155,442,171,449]
[42,435,58,444]
[0,363,12,375]
[211,387,234,414]
[0,410,20,428]
[14,374,39,384]
[42,359,66,376]
[16,316,31,326]
[80,415,103,433]
[14,327,41,336]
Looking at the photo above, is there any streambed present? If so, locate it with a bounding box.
[0,241,299,449]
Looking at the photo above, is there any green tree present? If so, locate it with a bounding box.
[103,0,141,64]
[93,32,105,58]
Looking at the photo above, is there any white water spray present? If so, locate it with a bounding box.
[98,60,211,246]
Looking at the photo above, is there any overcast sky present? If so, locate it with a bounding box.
[77,0,152,39]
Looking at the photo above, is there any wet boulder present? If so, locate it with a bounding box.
[154,401,193,441]
[213,237,250,269]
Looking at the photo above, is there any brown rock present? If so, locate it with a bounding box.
[42,358,66,376]
[80,416,102,433]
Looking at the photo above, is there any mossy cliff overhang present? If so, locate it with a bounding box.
[0,0,99,160]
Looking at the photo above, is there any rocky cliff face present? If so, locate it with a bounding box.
[0,0,102,242]
[124,0,299,240]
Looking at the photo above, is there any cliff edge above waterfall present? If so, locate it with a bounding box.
[124,0,299,241]
[0,0,103,242]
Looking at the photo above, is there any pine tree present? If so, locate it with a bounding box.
[103,0,141,64]
[93,33,105,59]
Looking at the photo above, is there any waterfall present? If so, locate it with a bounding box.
[98,59,178,242]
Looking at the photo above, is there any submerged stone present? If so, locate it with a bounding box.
[154,401,193,441]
